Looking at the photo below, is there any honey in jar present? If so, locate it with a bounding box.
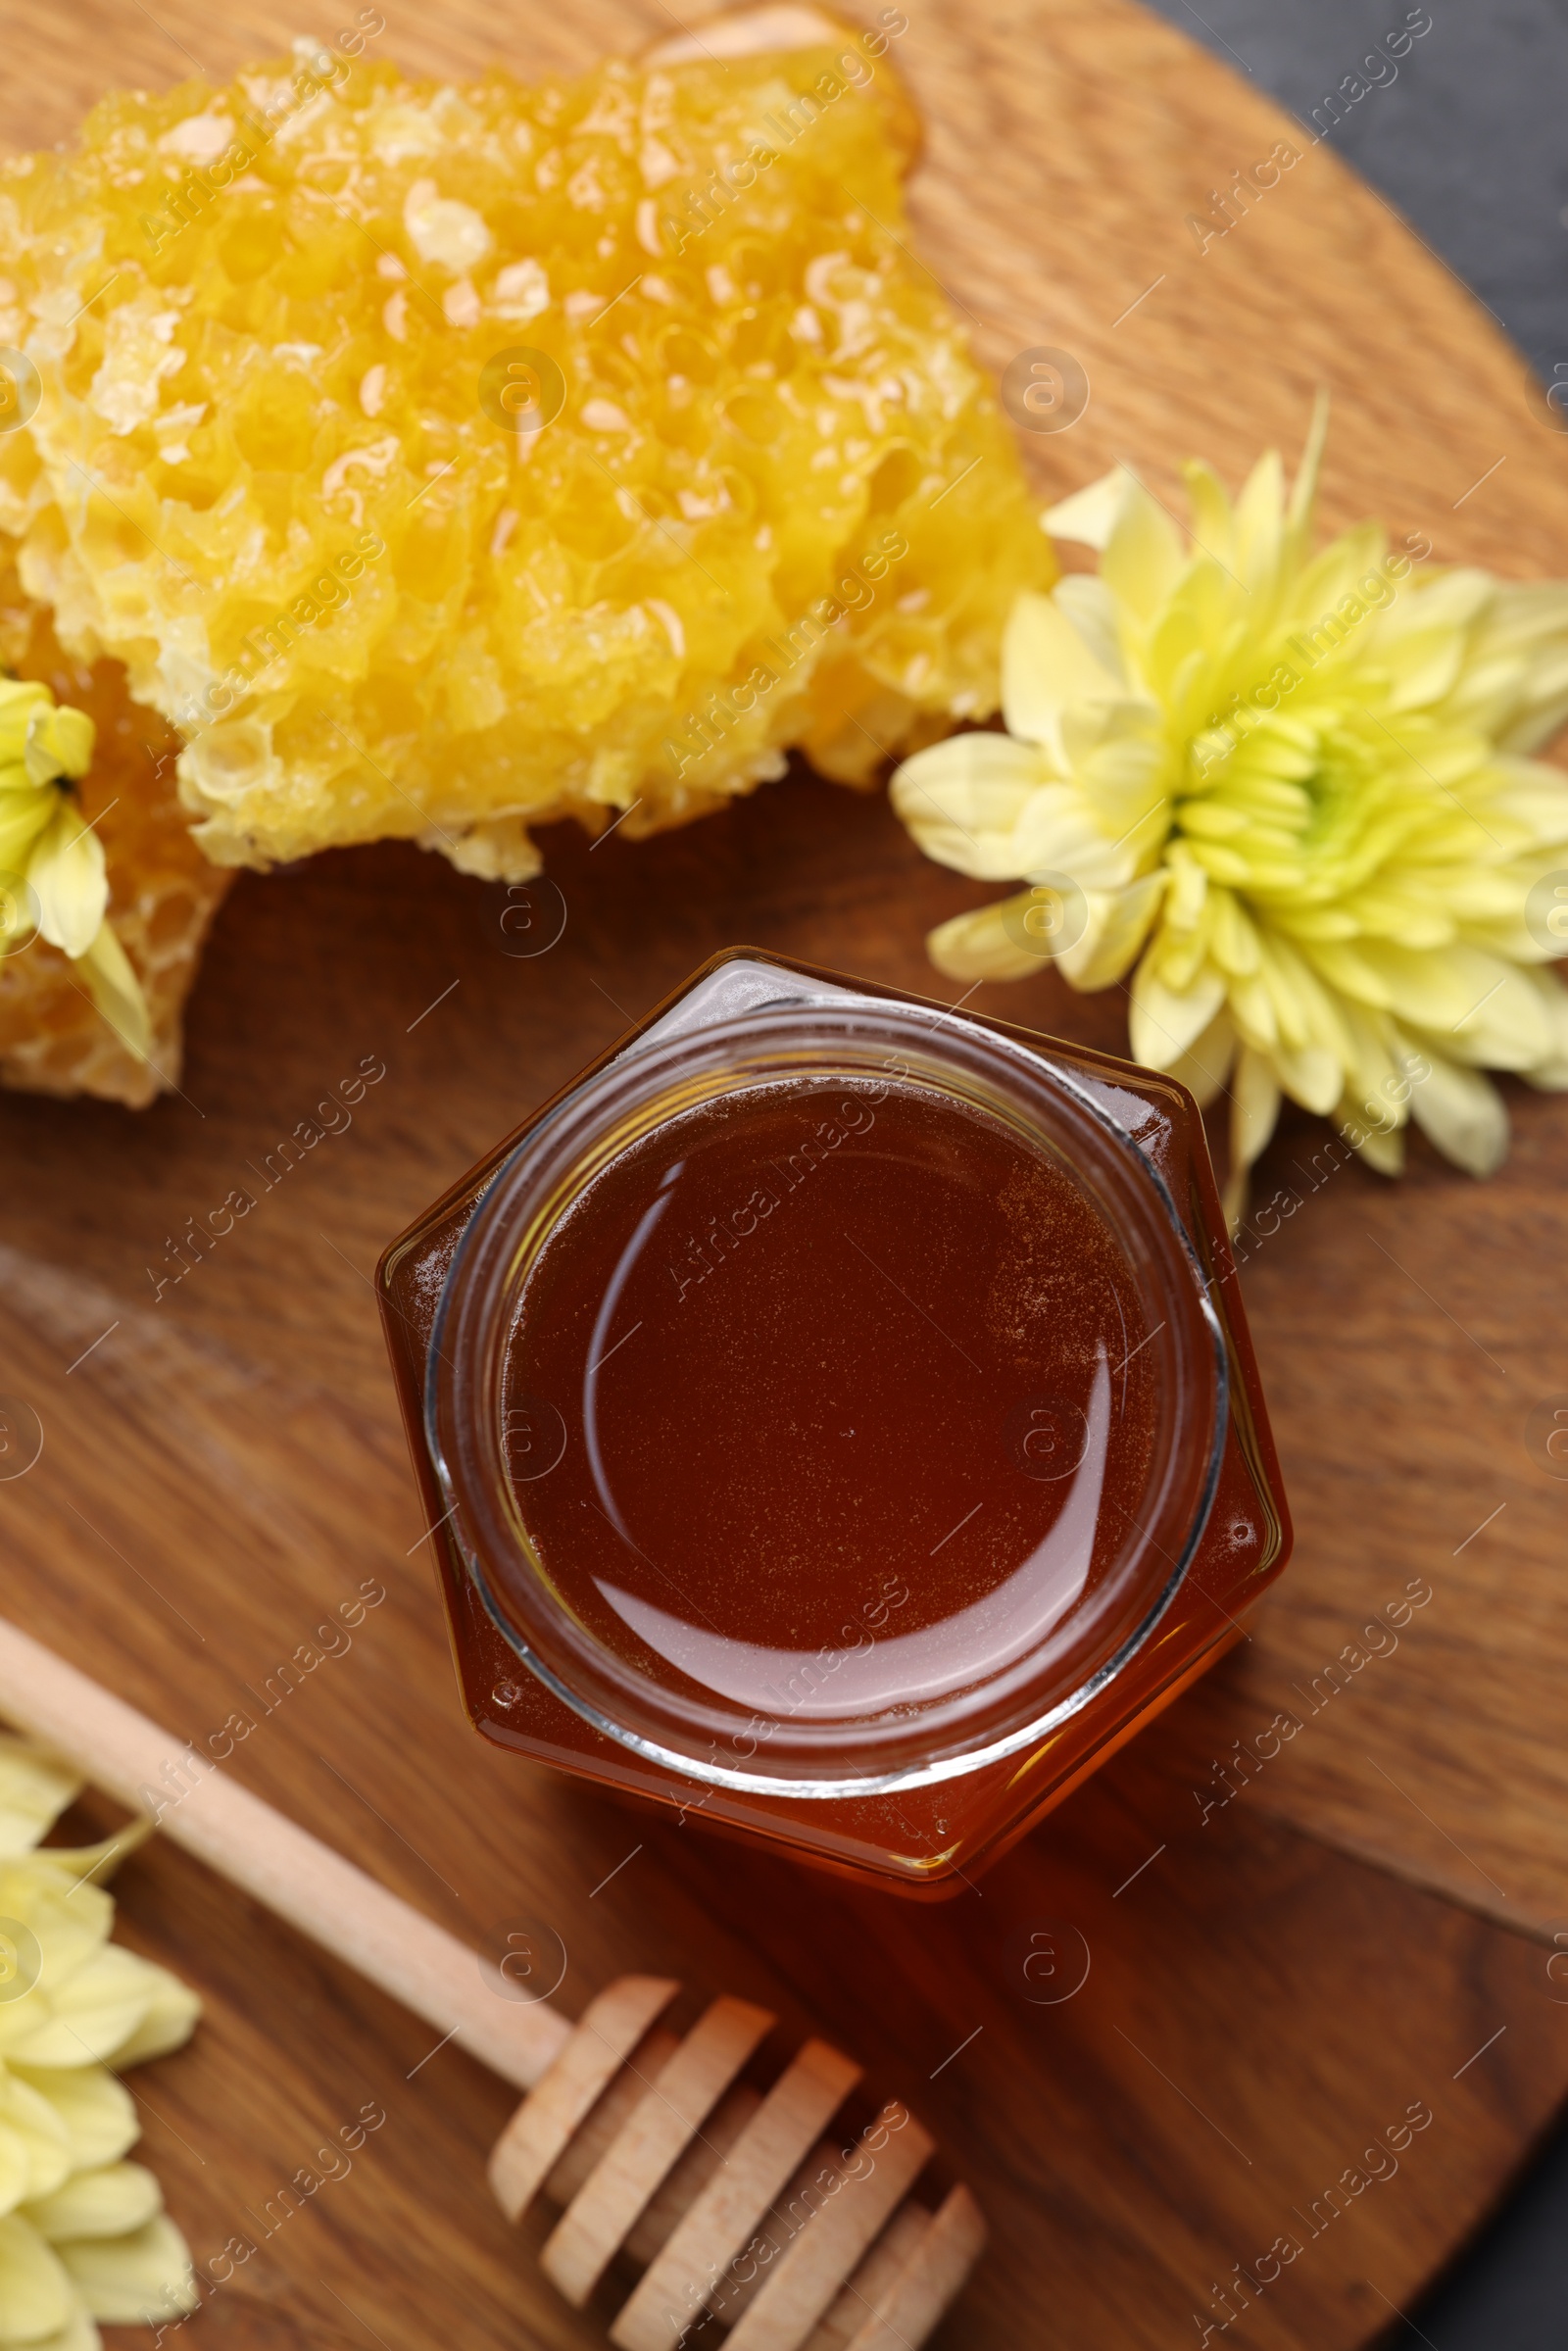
[379,951,1290,1894]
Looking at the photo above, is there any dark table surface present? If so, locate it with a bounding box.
[1137,4,1568,2342]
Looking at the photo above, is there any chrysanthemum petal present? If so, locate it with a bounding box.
[1100,481,1186,622]
[58,2213,195,2326]
[1058,873,1166,991]
[1042,469,1125,552]
[0,2212,74,2341]
[1163,856,1206,935]
[1002,591,1124,761]
[73,926,151,1066]
[0,2128,36,2223]
[1307,938,1525,1040]
[27,808,107,963]
[0,683,52,768]
[1408,1053,1509,1176]
[1232,1045,1282,1171]
[8,1947,160,2071]
[1161,1005,1236,1109]
[0,1744,80,1863]
[1187,839,1252,887]
[1339,885,1457,949]
[1130,956,1227,1065]
[1512,966,1568,1085]
[0,791,55,880]
[0,2074,73,2213]
[1052,573,1127,679]
[1463,581,1568,752]
[7,2301,98,2351]
[1180,460,1237,573]
[1272,1044,1342,1117]
[1396,567,1495,637]
[24,2163,163,2245]
[8,2074,135,2178]
[1374,622,1468,713]
[104,1971,199,2072]
[923,899,1044,982]
[1491,764,1568,848]
[1233,448,1286,599]
[23,706,94,791]
[1286,525,1396,649]
[1391,948,1556,1069]
[1206,890,1260,977]
[1229,972,1280,1051]
[1344,1107,1404,1175]
[889,733,1055,879]
[1060,699,1162,788]
[1338,1002,1406,1109]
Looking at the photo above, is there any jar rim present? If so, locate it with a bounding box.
[426,997,1230,1798]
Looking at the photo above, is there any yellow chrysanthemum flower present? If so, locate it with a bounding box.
[0,1733,198,2350]
[891,407,1568,1215]
[0,682,150,1061]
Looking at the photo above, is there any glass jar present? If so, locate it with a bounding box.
[378,950,1291,1895]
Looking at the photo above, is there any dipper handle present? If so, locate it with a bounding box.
[0,1614,571,2089]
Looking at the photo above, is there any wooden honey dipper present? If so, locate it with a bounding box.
[0,1617,984,2348]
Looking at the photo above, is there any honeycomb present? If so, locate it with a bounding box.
[0,24,1053,880]
[0,561,229,1103]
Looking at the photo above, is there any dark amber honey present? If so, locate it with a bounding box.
[511,1082,1160,1730]
[379,951,1291,1894]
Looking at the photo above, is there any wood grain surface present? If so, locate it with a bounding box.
[2,3,1567,2349]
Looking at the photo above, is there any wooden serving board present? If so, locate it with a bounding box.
[3,4,1568,2349]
